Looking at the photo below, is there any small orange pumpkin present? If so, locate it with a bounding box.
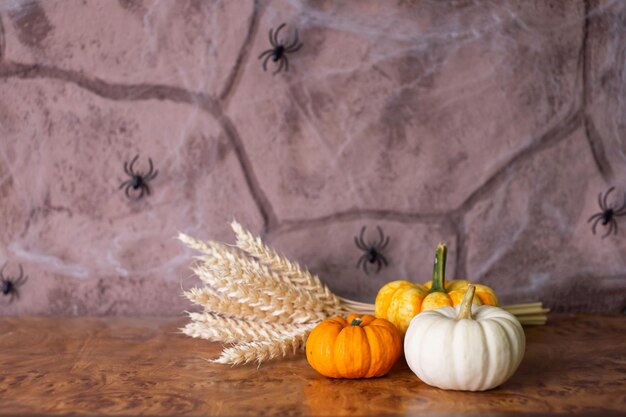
[306,314,402,379]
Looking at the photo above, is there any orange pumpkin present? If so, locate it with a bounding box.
[306,314,402,378]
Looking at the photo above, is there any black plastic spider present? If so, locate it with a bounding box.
[354,226,390,275]
[1,263,28,303]
[258,23,303,75]
[119,155,158,199]
[587,186,626,238]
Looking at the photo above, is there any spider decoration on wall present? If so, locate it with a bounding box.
[258,23,303,75]
[119,154,158,199]
[354,226,390,275]
[1,263,28,303]
[587,186,626,238]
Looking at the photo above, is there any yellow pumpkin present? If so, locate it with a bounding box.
[305,314,402,378]
[375,243,499,334]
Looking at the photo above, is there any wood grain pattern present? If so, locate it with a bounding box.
[0,315,624,416]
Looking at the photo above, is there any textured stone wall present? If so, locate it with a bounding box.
[0,0,624,315]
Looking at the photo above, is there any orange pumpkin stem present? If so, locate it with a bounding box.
[457,284,476,320]
[429,243,447,293]
[350,317,363,326]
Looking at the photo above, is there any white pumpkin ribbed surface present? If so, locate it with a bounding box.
[404,304,525,391]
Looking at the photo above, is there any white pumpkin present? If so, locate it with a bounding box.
[404,284,525,391]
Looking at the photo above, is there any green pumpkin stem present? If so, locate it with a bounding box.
[350,317,363,326]
[429,243,447,293]
[457,284,476,320]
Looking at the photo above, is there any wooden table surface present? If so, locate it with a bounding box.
[0,315,624,417]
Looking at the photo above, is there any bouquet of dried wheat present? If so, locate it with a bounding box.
[180,221,548,365]
[179,221,350,365]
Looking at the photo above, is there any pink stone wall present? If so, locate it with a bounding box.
[0,0,624,315]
